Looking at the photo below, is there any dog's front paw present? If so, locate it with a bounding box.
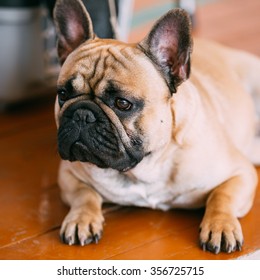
[60,208,104,246]
[199,213,244,254]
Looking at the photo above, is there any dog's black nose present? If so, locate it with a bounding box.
[73,109,96,123]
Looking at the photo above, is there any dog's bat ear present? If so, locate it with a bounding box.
[54,0,94,64]
[139,9,193,94]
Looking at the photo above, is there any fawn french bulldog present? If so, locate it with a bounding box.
[54,0,260,253]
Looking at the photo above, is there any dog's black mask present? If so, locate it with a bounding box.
[58,100,144,172]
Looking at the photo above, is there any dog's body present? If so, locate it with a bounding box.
[54,0,260,253]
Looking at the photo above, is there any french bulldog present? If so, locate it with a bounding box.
[54,0,260,254]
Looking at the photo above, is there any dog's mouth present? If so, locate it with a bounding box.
[57,100,144,172]
[69,141,138,171]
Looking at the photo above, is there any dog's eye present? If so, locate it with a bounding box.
[57,88,69,105]
[57,88,68,101]
[115,98,132,111]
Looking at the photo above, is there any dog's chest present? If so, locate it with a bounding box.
[96,174,208,210]
[74,164,209,210]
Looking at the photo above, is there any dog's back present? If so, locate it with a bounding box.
[186,38,260,164]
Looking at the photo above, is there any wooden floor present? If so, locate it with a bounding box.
[1,0,260,260]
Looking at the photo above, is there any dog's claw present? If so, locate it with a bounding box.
[200,241,206,251]
[213,246,220,254]
[61,234,72,245]
[79,233,101,246]
[93,234,100,244]
[80,237,93,246]
[60,233,65,244]
[226,245,232,254]
[68,237,73,246]
[206,243,220,254]
[61,230,102,246]
[60,233,68,244]
[236,241,243,251]
[61,233,73,246]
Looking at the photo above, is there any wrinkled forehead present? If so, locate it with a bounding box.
[57,39,166,96]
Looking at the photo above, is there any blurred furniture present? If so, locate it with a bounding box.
[0,0,44,107]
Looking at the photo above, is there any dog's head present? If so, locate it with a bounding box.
[54,0,192,172]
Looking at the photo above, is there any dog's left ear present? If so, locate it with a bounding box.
[139,9,193,93]
[54,0,94,64]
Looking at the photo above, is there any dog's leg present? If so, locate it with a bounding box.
[58,162,104,246]
[199,158,257,254]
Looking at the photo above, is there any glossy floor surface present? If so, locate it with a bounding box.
[0,0,260,259]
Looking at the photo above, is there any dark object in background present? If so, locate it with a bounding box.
[0,0,44,107]
[45,0,119,38]
[0,0,41,6]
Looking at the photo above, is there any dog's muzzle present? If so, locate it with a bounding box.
[57,100,144,171]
